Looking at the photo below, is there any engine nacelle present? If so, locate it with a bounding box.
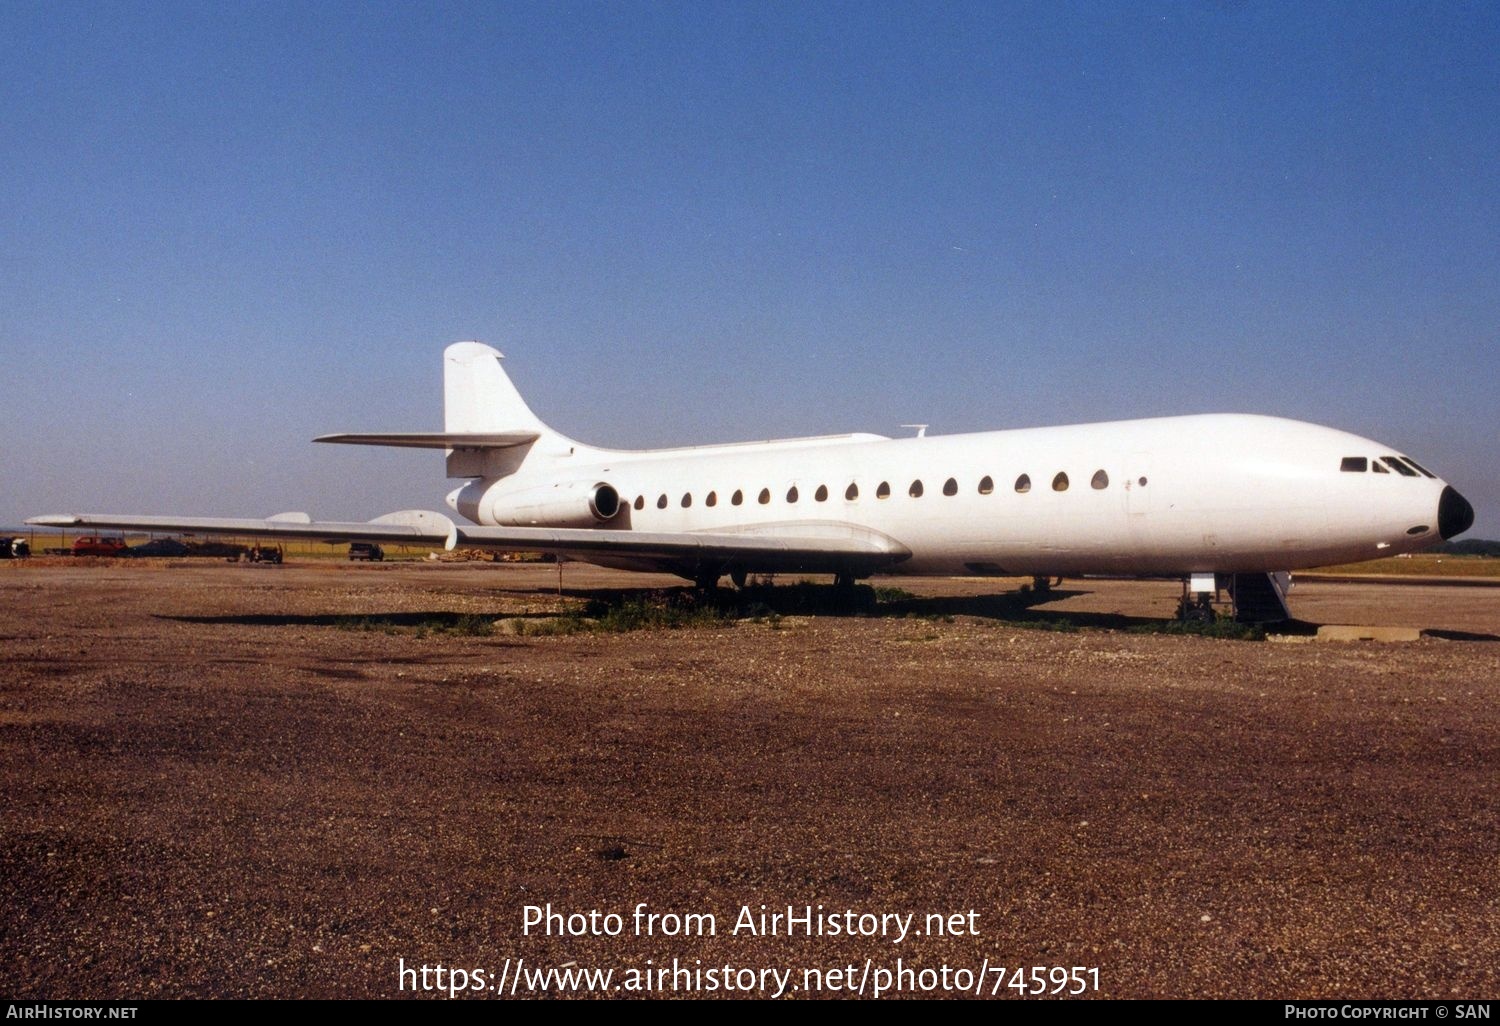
[453,479,623,528]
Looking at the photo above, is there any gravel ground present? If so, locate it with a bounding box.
[1,561,1496,999]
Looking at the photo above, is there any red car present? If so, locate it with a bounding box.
[71,536,128,556]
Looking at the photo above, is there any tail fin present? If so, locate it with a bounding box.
[443,342,581,477]
[444,342,551,435]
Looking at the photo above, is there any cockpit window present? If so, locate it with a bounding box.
[1340,457,1367,473]
[1372,461,1389,474]
[1381,456,1418,477]
[1400,456,1437,479]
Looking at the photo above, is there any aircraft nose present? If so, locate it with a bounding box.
[1438,486,1475,540]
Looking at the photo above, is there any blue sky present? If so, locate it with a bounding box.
[2,1,1496,536]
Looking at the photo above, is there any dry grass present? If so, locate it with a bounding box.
[1309,553,1500,578]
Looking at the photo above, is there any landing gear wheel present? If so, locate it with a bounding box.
[1177,595,1215,624]
[693,570,721,593]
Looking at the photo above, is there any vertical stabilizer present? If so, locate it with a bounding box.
[444,341,549,435]
[443,342,579,477]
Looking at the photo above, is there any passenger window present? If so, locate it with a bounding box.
[815,484,828,502]
[1400,456,1436,479]
[1381,457,1417,477]
[978,476,993,494]
[706,491,717,507]
[758,488,771,504]
[657,494,668,509]
[845,483,859,501]
[942,478,957,496]
[681,493,692,508]
[1091,469,1108,490]
[909,480,924,498]
[634,495,645,510]
[787,486,799,503]
[732,489,744,506]
[1015,474,1031,493]
[1052,472,1069,492]
[1340,457,1368,473]
[877,481,891,499]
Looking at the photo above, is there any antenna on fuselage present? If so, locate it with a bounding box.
[900,424,929,438]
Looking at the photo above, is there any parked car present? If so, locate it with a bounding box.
[71,536,128,556]
[246,543,283,564]
[348,542,384,562]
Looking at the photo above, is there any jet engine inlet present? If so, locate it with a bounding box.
[589,483,621,521]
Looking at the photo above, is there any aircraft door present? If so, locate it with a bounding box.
[1125,452,1157,547]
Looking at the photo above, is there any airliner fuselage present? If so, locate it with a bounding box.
[451,413,1466,578]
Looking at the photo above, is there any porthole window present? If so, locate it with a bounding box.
[1015,474,1031,493]
[815,484,828,502]
[877,481,891,499]
[657,494,668,509]
[909,480,924,498]
[787,486,799,503]
[1091,469,1109,490]
[942,478,957,496]
[732,489,744,506]
[633,495,645,511]
[681,493,692,508]
[706,491,717,507]
[845,483,859,501]
[1052,472,1069,492]
[978,476,993,494]
[758,488,771,504]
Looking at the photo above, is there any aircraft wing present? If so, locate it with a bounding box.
[28,511,463,547]
[27,512,911,575]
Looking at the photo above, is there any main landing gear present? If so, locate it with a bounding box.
[1178,573,1219,623]
[1031,575,1062,595]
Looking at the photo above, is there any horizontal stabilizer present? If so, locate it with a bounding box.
[314,432,540,450]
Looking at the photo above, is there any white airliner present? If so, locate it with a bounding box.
[32,341,1474,622]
